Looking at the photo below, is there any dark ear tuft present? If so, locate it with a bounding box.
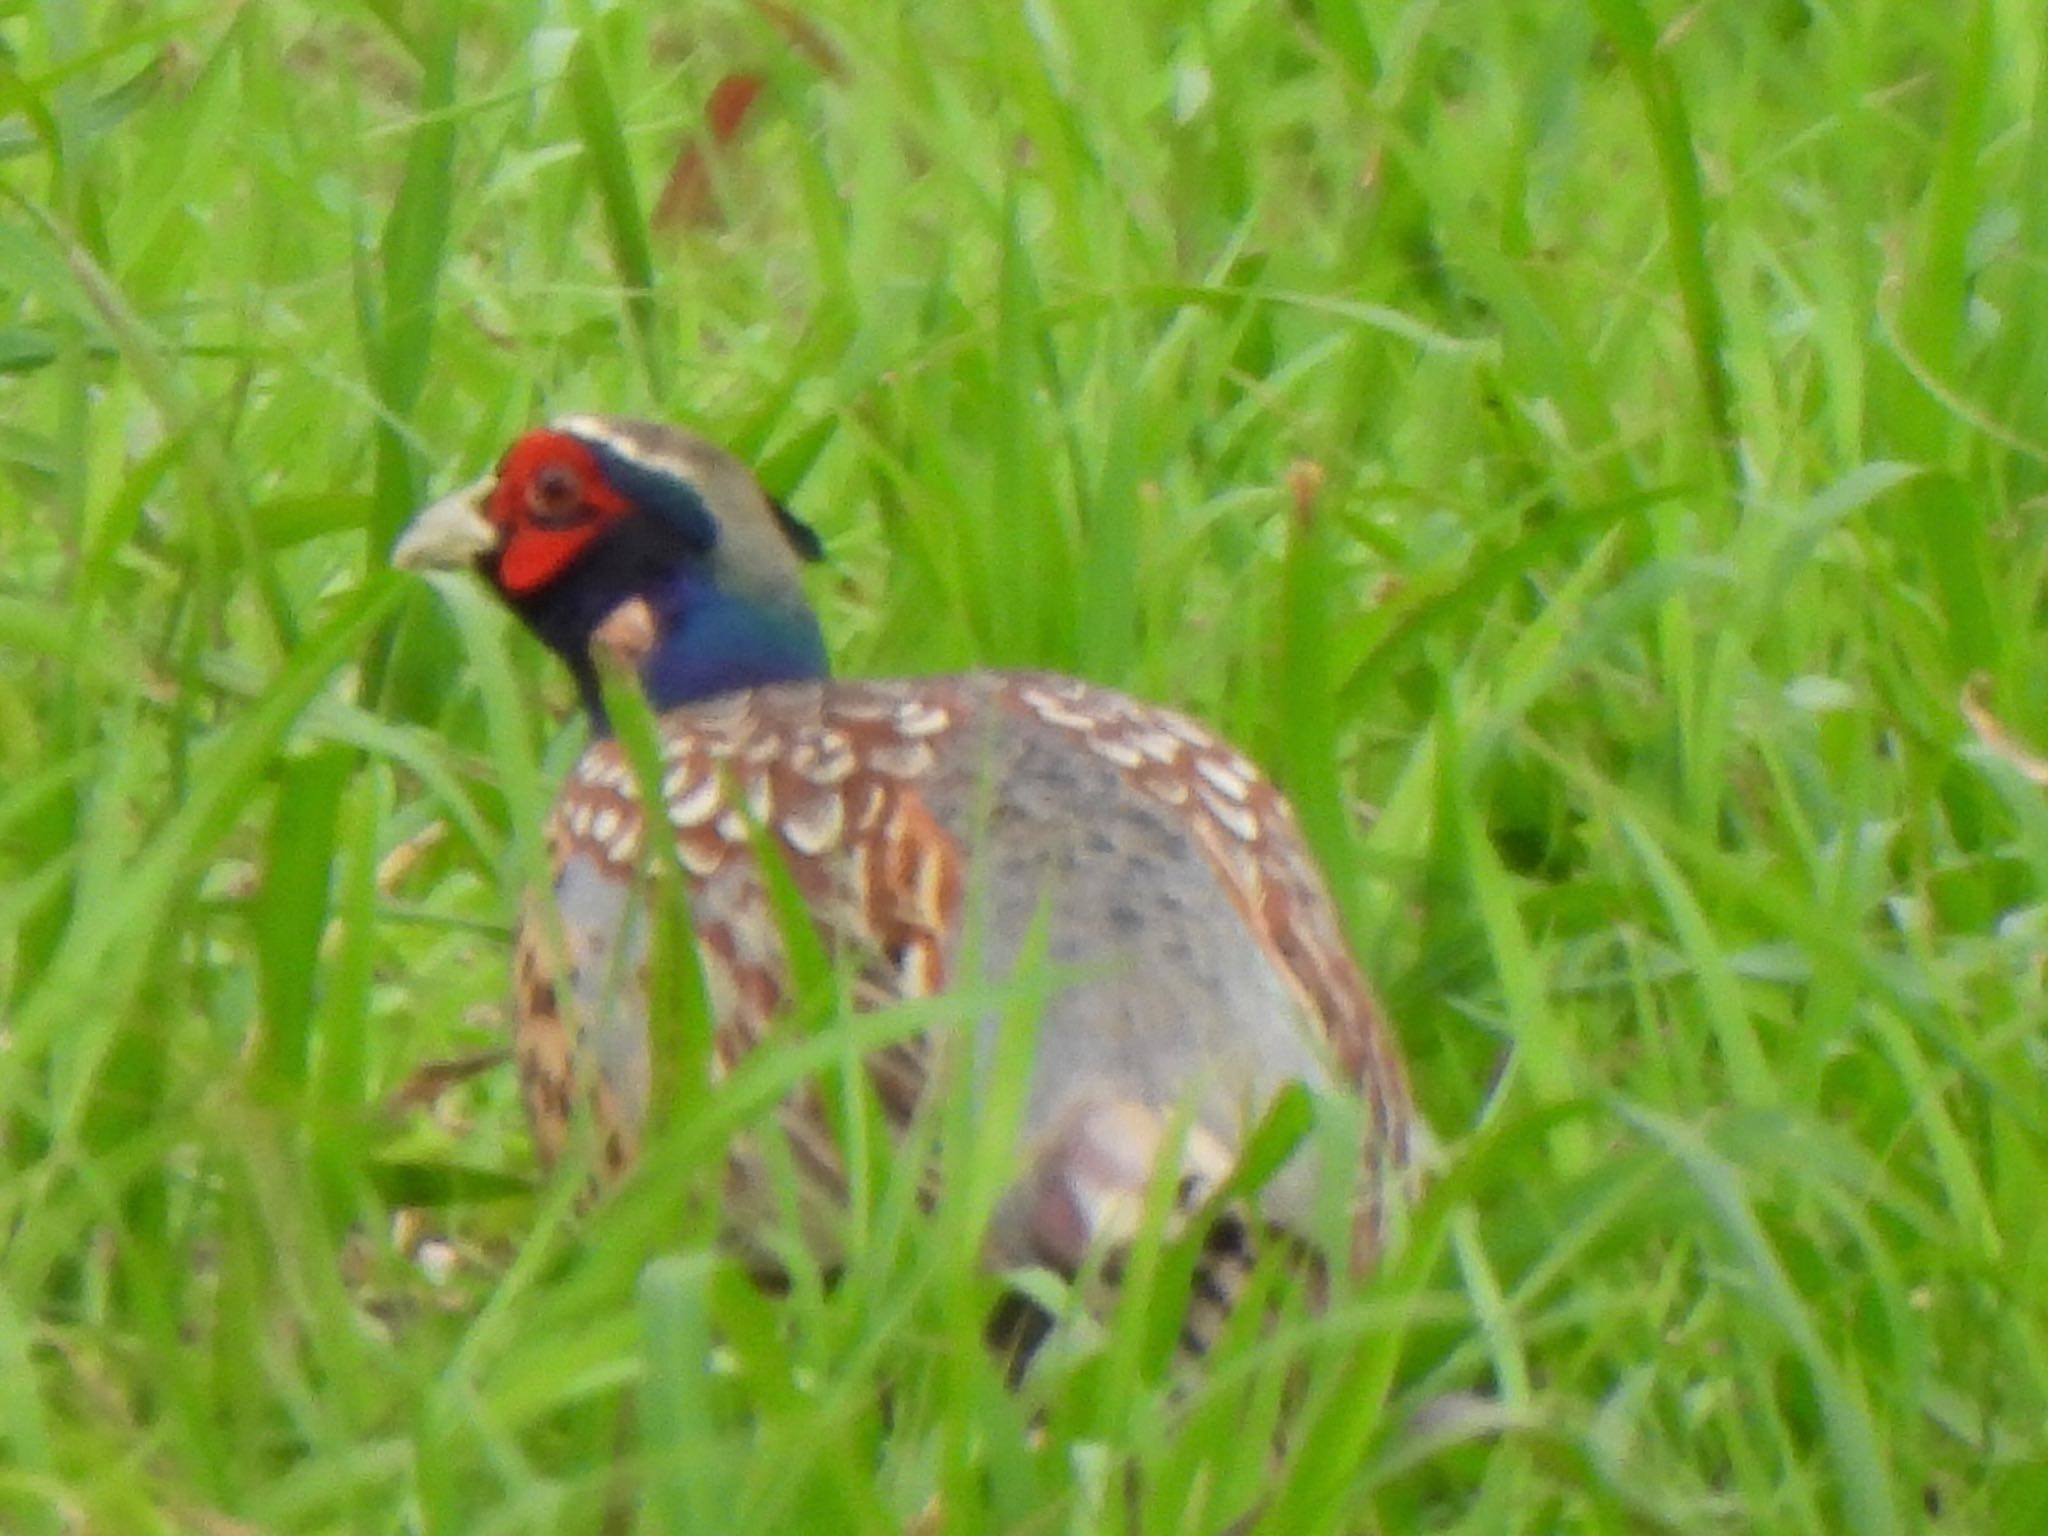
[769,497,826,563]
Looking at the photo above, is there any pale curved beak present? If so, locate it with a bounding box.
[391,479,496,571]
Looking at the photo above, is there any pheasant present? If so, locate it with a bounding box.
[393,415,1417,1327]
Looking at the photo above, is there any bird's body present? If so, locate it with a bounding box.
[395,416,1416,1309]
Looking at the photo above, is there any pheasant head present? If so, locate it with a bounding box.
[393,415,828,727]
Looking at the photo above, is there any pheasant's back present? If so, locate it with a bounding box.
[519,671,1416,1271]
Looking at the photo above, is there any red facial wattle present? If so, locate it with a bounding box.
[487,430,632,594]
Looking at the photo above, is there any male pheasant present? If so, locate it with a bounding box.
[394,415,1417,1319]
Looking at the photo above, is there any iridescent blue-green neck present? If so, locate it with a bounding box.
[631,569,829,717]
[514,557,828,732]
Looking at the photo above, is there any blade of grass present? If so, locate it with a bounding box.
[1586,0,1738,490]
[564,24,668,399]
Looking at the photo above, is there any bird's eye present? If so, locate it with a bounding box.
[526,462,586,527]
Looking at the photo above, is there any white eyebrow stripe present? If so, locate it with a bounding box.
[550,415,698,481]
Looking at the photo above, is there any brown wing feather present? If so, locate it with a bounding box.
[530,680,968,1159]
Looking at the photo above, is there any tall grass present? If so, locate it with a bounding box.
[2,2,2043,1531]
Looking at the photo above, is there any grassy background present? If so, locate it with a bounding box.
[3,0,2045,1530]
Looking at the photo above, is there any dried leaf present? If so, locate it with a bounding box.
[653,73,766,231]
[1961,674,2048,786]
